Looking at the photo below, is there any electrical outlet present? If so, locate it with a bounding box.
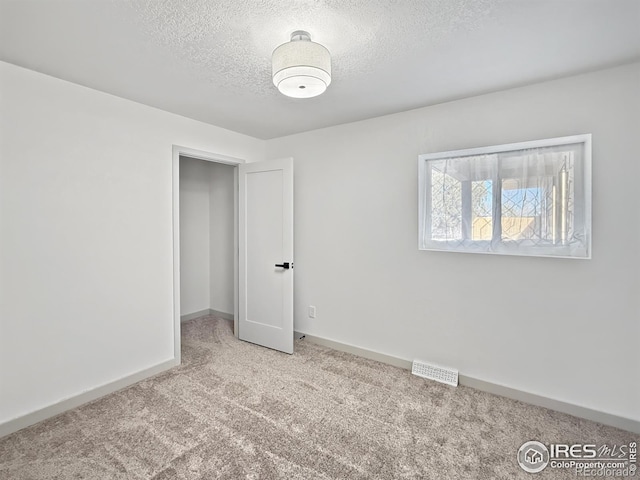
[308,306,316,318]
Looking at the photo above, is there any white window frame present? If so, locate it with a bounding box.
[418,134,592,259]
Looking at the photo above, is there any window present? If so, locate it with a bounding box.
[418,135,591,258]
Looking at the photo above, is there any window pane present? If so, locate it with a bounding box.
[472,180,492,240]
[501,181,544,241]
[419,135,590,258]
[500,149,574,245]
[431,168,462,240]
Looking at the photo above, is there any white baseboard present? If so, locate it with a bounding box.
[0,358,178,438]
[296,332,413,370]
[180,309,212,322]
[181,309,233,322]
[210,309,234,321]
[295,331,640,434]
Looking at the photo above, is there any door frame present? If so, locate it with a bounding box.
[172,145,244,364]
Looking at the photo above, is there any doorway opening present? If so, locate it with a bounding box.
[172,146,243,364]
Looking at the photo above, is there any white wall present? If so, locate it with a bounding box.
[179,159,235,317]
[179,157,212,315]
[265,63,640,422]
[0,61,264,425]
[209,163,235,315]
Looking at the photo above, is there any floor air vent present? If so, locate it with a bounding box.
[411,360,458,387]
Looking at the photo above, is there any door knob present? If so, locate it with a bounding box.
[275,262,291,269]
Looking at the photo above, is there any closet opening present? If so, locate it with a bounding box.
[172,146,243,363]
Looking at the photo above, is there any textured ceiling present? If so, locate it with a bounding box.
[127,0,495,96]
[1,0,639,139]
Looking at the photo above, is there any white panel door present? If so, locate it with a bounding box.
[238,157,293,354]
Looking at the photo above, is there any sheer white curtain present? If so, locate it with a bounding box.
[421,142,590,258]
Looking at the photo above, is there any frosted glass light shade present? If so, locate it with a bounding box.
[272,31,331,99]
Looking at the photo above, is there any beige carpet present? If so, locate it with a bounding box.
[0,315,635,479]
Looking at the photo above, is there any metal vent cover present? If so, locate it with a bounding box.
[411,360,458,387]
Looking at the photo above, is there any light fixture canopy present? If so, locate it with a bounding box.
[272,30,331,99]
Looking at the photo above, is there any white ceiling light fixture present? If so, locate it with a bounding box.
[272,30,331,99]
